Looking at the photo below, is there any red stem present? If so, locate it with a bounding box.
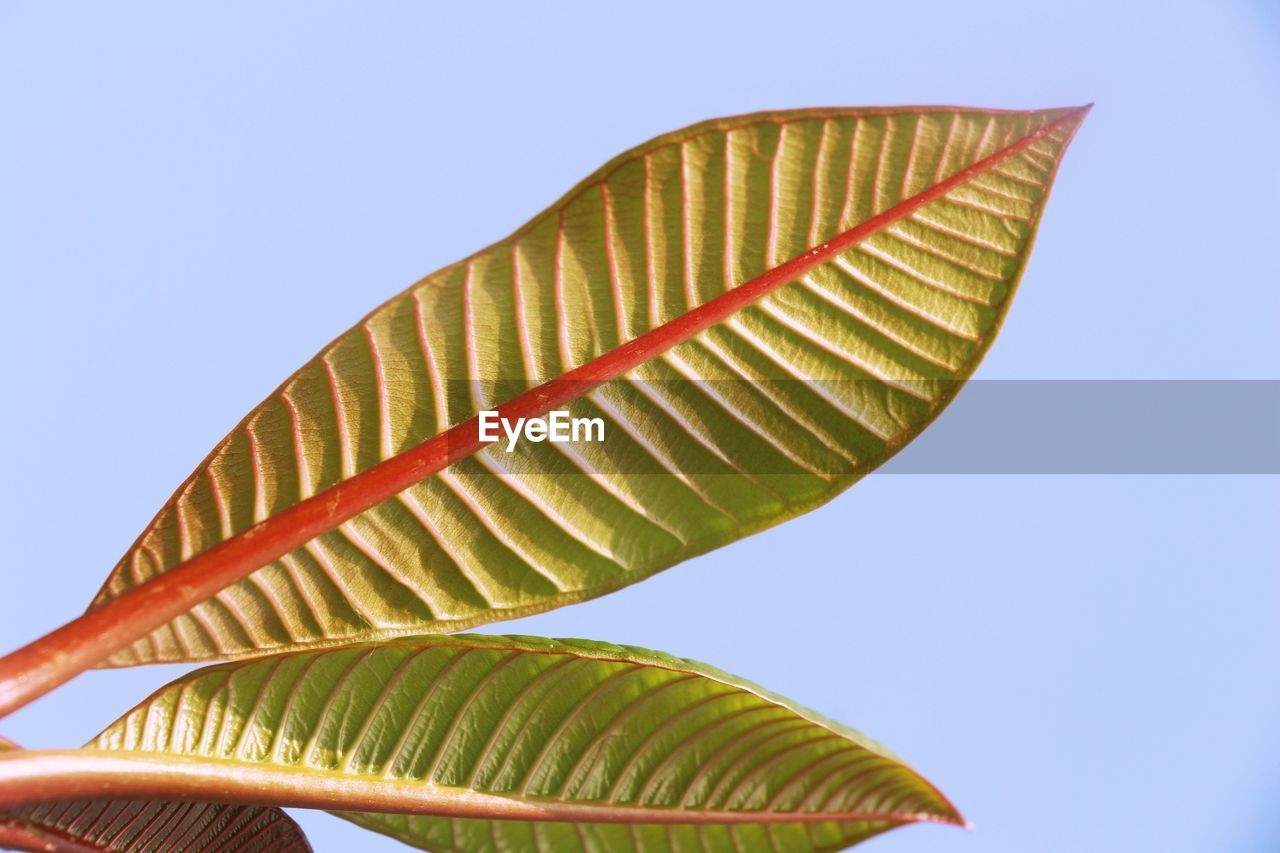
[0,106,1089,720]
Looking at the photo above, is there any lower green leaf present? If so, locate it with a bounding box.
[78,635,963,851]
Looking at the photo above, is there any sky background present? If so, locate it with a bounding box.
[1,2,1277,851]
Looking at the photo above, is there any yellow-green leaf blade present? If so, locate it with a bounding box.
[81,635,962,850]
[91,106,1087,665]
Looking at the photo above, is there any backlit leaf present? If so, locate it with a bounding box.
[90,106,1088,664]
[67,635,964,850]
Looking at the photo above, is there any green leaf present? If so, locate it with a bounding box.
[0,740,310,852]
[90,106,1088,665]
[57,635,963,850]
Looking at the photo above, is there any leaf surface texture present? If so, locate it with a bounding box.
[91,106,1087,664]
[85,635,962,850]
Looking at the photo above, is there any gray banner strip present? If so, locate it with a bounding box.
[451,379,1279,475]
[879,380,1279,474]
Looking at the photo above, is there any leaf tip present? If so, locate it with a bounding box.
[937,801,971,831]
[913,775,969,831]
[1046,103,1093,125]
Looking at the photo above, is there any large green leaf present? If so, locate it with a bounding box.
[0,739,310,852]
[91,106,1087,665]
[24,635,961,851]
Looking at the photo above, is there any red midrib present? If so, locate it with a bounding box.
[0,106,1089,719]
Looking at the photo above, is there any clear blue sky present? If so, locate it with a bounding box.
[1,2,1277,851]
